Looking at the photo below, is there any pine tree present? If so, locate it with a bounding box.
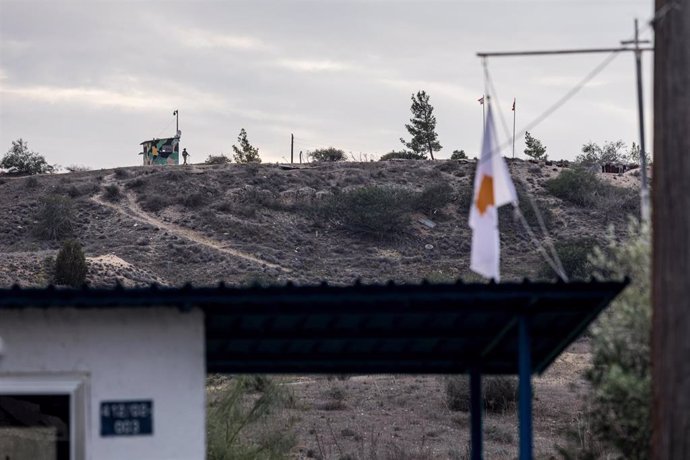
[232,129,261,164]
[400,91,441,160]
[523,131,547,160]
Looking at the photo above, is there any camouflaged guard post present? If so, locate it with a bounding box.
[140,137,180,165]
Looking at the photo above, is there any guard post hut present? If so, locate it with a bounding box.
[139,135,180,166]
[0,280,626,460]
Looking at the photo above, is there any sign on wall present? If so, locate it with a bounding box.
[100,400,153,437]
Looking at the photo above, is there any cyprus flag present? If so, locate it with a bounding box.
[469,104,518,281]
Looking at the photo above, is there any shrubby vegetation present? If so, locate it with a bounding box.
[207,375,296,460]
[1,139,54,175]
[445,376,518,413]
[34,195,74,240]
[54,240,88,287]
[576,140,639,165]
[450,150,467,160]
[538,237,598,281]
[379,150,426,161]
[314,183,454,241]
[559,222,650,459]
[309,147,346,162]
[544,166,638,213]
[205,154,231,165]
[102,185,121,202]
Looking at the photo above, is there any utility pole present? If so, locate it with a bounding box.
[621,19,651,222]
[652,1,690,458]
[291,134,294,164]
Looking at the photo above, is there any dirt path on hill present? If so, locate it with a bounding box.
[91,175,290,272]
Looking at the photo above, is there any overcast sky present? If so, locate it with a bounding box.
[0,0,653,169]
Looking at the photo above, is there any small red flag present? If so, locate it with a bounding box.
[512,98,516,111]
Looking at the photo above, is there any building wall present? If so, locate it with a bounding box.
[0,307,205,460]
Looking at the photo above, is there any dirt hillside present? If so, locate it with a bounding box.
[0,159,641,459]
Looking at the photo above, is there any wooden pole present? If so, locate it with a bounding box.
[291,134,294,164]
[652,1,690,458]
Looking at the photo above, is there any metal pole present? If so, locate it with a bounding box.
[513,98,516,158]
[518,315,533,460]
[291,134,294,164]
[470,368,483,460]
[633,18,650,222]
[477,46,653,58]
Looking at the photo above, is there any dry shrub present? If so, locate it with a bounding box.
[54,239,87,287]
[314,186,415,241]
[102,184,121,202]
[445,376,518,413]
[414,182,453,214]
[34,195,74,240]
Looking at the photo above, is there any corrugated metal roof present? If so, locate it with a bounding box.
[0,279,627,375]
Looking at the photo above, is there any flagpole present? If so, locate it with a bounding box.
[482,96,486,131]
[513,98,516,159]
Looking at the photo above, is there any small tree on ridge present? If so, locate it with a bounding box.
[232,129,261,164]
[400,90,441,160]
[523,132,547,160]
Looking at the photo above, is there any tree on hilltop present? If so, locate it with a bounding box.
[232,129,261,163]
[400,90,441,160]
[523,132,547,160]
[1,139,54,175]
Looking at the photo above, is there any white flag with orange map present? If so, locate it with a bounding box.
[469,104,517,281]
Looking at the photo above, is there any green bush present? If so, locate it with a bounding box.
[545,167,603,207]
[539,237,598,280]
[558,221,651,459]
[309,147,346,162]
[34,195,74,240]
[315,186,414,240]
[545,167,639,214]
[415,182,453,214]
[54,240,87,287]
[445,376,518,413]
[207,376,296,460]
[450,150,467,160]
[205,154,231,165]
[379,150,426,161]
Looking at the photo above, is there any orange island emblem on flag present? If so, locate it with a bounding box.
[475,175,495,215]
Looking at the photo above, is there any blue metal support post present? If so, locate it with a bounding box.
[519,315,533,460]
[470,368,482,460]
